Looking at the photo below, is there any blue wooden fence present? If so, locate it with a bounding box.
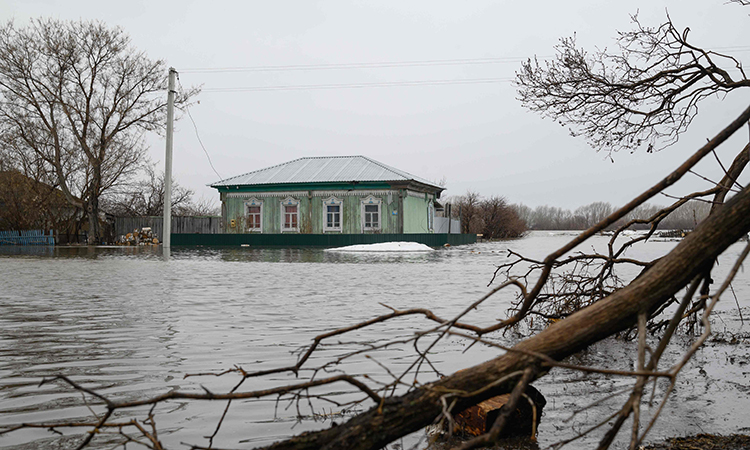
[0,230,55,246]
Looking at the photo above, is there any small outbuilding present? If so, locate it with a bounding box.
[210,156,443,235]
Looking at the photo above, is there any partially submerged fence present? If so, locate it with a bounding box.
[0,230,55,246]
[114,216,222,240]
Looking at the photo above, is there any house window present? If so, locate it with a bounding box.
[361,196,382,231]
[323,197,343,232]
[247,206,262,228]
[364,205,379,228]
[281,197,299,232]
[245,198,263,232]
[284,205,298,229]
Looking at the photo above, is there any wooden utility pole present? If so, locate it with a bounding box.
[163,68,177,249]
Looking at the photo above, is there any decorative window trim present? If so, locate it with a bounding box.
[361,195,382,232]
[280,197,300,232]
[323,196,343,233]
[406,189,427,199]
[244,198,263,233]
[229,191,307,199]
[227,190,394,198]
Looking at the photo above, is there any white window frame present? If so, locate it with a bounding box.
[323,196,343,232]
[361,195,382,232]
[244,198,263,232]
[280,197,300,232]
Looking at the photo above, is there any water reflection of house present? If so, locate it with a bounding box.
[211,156,444,235]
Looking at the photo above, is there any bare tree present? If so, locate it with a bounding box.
[517,200,708,231]
[103,165,195,217]
[2,8,750,450]
[658,200,710,230]
[478,195,527,239]
[450,191,483,234]
[179,196,220,216]
[2,118,749,447]
[517,13,749,155]
[1,108,749,450]
[574,202,613,229]
[103,164,220,217]
[0,19,198,243]
[524,204,575,230]
[511,203,533,228]
[448,192,527,238]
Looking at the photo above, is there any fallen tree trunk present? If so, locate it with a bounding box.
[261,179,750,450]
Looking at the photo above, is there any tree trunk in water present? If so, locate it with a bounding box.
[261,182,750,450]
[86,165,102,245]
[86,198,99,245]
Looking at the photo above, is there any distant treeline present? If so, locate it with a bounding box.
[512,200,710,231]
[444,192,711,237]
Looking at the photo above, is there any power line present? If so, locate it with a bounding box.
[180,57,537,74]
[202,77,514,93]
[180,47,750,74]
[183,44,749,93]
[177,76,223,181]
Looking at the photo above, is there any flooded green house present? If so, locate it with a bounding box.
[210,156,443,235]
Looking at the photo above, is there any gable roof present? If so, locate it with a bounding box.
[0,170,72,205]
[210,156,442,191]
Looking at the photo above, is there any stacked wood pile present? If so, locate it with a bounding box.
[116,227,159,246]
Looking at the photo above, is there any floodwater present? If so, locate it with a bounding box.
[0,232,748,449]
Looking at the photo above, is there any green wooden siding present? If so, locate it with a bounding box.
[403,194,431,233]
[310,196,367,234]
[223,189,409,235]
[221,180,444,236]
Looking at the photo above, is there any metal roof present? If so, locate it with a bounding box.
[210,156,442,190]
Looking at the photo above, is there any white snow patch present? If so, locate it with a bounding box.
[325,242,434,252]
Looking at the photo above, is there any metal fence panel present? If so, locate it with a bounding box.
[115,216,222,240]
[434,217,461,234]
[0,230,55,245]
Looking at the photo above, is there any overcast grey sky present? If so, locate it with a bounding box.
[2,1,749,209]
